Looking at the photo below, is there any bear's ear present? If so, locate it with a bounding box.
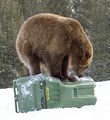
[85,51,91,59]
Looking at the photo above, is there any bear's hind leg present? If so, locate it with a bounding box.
[26,54,41,75]
[17,40,41,76]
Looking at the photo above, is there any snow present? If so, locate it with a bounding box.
[1,80,110,120]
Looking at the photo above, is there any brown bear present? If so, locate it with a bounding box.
[16,13,93,81]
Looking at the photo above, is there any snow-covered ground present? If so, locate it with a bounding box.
[1,80,110,120]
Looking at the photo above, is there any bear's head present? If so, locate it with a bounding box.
[71,42,93,78]
[69,25,93,78]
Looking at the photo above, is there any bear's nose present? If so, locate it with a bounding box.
[77,73,84,78]
[79,75,83,78]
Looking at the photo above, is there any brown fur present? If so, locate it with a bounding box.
[16,13,93,81]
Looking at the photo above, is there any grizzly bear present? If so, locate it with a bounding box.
[16,13,93,81]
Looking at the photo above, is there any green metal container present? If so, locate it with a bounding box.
[13,74,97,113]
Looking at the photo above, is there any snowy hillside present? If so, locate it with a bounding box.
[1,80,110,120]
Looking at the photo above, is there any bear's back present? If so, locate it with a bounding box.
[20,13,79,32]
